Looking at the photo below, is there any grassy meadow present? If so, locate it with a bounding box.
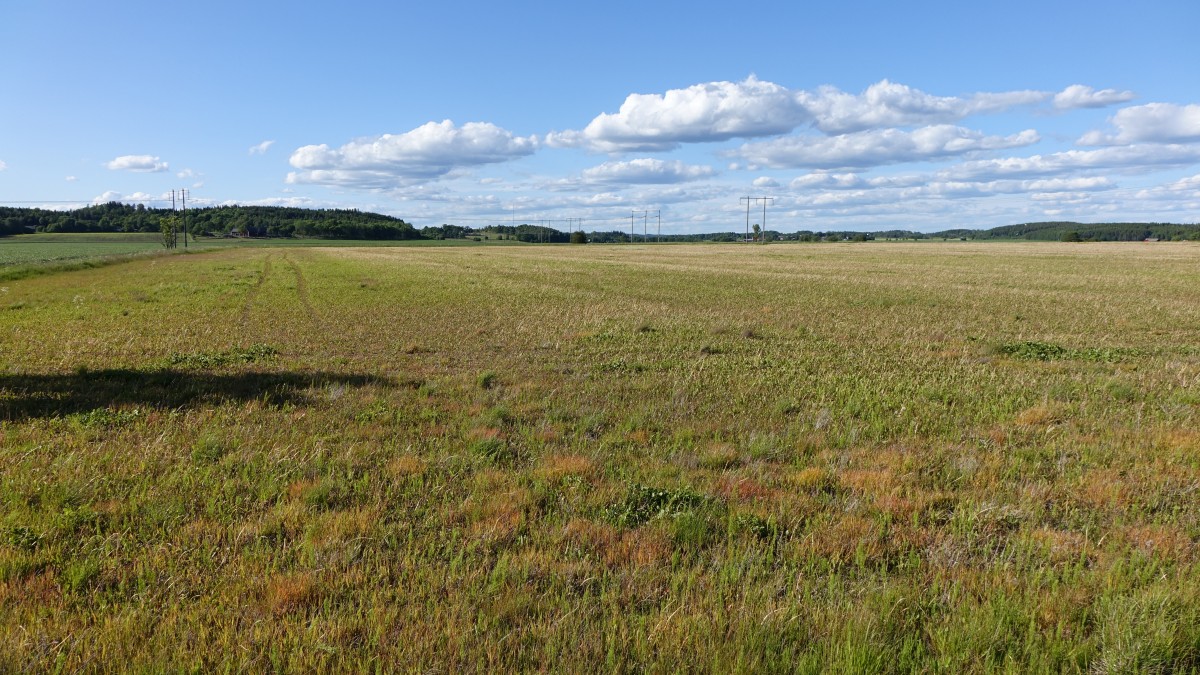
[1,241,1199,671]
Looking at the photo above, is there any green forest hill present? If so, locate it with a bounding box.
[1,202,1197,242]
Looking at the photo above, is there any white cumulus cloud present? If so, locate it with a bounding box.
[288,120,537,188]
[547,76,810,152]
[735,125,1040,169]
[249,140,276,155]
[106,155,169,172]
[753,176,780,188]
[0,160,7,171]
[581,158,715,184]
[800,80,1048,135]
[1079,103,1200,145]
[547,77,1065,154]
[1053,84,1136,110]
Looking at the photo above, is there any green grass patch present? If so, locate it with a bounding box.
[998,340,1144,362]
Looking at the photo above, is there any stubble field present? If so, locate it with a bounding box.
[1,241,1199,671]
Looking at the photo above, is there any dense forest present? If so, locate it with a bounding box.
[2,203,1197,243]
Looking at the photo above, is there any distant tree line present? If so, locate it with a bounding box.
[4,204,1197,243]
[0,203,421,239]
[955,221,1200,242]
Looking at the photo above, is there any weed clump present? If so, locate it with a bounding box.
[62,559,101,594]
[167,344,278,369]
[354,401,394,423]
[191,435,230,464]
[998,341,1069,361]
[4,526,42,552]
[477,371,498,390]
[470,437,518,465]
[605,483,714,528]
[65,407,143,429]
[734,513,784,541]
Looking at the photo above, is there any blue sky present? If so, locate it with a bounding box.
[2,0,1198,232]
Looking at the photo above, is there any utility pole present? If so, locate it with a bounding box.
[760,197,773,244]
[632,209,660,243]
[740,196,774,243]
[170,189,177,248]
[181,188,188,248]
[630,212,635,243]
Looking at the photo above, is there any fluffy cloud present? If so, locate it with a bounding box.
[1157,173,1200,192]
[547,76,810,152]
[0,160,7,171]
[947,144,1200,180]
[736,125,1040,169]
[549,77,1084,153]
[91,190,164,204]
[105,155,169,172]
[753,176,780,188]
[220,196,326,209]
[800,80,1048,135]
[789,172,924,190]
[1130,173,1200,199]
[549,78,1070,153]
[288,120,537,188]
[1053,84,1136,110]
[1079,103,1200,145]
[249,140,276,155]
[776,174,1116,215]
[580,158,715,184]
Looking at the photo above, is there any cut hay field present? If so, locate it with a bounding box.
[2,242,1199,671]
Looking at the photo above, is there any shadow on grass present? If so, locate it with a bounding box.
[0,369,391,421]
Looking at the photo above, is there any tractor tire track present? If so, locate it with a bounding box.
[239,253,274,324]
[282,253,322,327]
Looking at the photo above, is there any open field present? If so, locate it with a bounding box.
[1,242,1199,671]
[0,233,514,281]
